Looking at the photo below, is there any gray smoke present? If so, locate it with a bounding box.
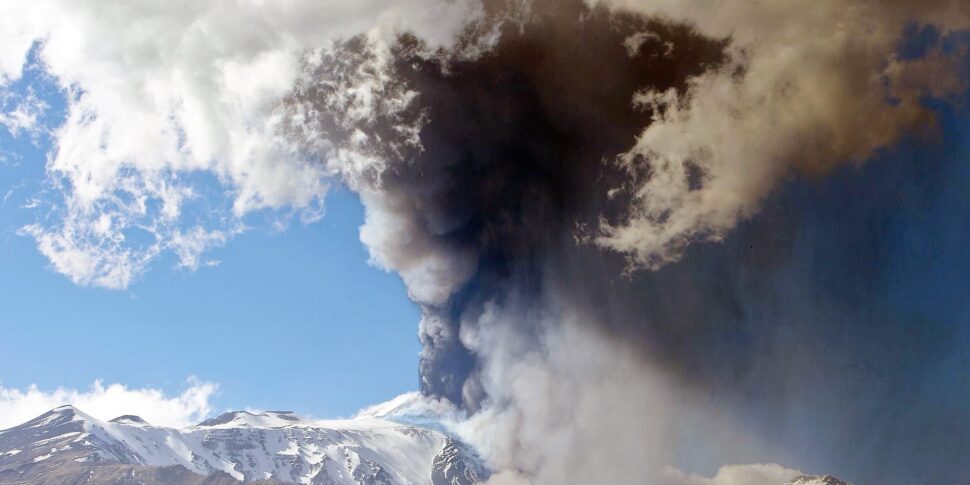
[287,0,727,406]
[282,0,970,483]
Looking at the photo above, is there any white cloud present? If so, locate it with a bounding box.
[20,221,158,290]
[169,225,240,271]
[0,377,217,429]
[1,0,481,289]
[0,86,47,140]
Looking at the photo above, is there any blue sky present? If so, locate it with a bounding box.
[0,63,421,419]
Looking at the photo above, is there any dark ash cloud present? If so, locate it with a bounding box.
[282,1,970,483]
[287,0,726,406]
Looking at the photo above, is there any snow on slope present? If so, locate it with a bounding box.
[354,392,464,433]
[0,405,486,485]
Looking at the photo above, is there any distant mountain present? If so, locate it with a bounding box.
[0,405,486,485]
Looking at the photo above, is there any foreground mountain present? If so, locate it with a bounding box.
[0,405,486,485]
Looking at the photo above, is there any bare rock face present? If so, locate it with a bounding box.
[0,406,487,485]
[431,439,486,485]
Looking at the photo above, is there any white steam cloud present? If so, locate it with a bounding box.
[659,464,804,485]
[445,293,805,484]
[483,462,806,485]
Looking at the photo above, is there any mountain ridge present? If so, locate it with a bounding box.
[0,405,486,485]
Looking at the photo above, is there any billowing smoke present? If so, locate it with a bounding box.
[287,0,729,407]
[282,0,970,483]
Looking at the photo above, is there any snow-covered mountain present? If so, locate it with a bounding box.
[0,402,857,485]
[0,405,486,485]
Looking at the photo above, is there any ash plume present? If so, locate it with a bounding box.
[280,0,970,483]
[287,0,727,407]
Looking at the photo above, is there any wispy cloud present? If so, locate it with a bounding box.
[0,86,47,141]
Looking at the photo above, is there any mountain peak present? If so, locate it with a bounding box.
[194,410,304,428]
[18,404,96,429]
[787,475,852,485]
[50,404,86,417]
[109,414,149,425]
